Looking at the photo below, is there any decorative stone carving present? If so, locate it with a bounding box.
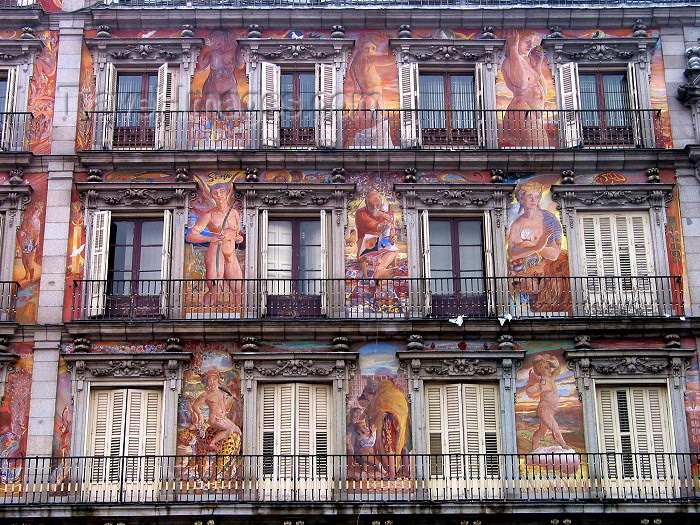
[240,183,354,211]
[542,37,657,65]
[646,167,661,183]
[77,182,198,211]
[87,168,103,183]
[407,334,424,351]
[240,337,260,352]
[247,25,262,39]
[0,338,7,354]
[633,19,648,38]
[73,337,91,353]
[560,169,574,184]
[574,334,592,350]
[331,167,346,183]
[245,167,259,183]
[665,333,681,349]
[20,27,36,40]
[403,167,418,183]
[8,168,24,186]
[331,25,346,39]
[165,337,183,352]
[424,359,496,376]
[181,25,195,38]
[240,38,354,67]
[398,25,412,39]
[391,38,505,69]
[497,334,515,351]
[175,167,189,183]
[0,35,42,64]
[255,359,338,377]
[96,25,111,39]
[490,169,505,183]
[593,357,669,375]
[331,337,350,352]
[547,26,564,39]
[480,27,495,40]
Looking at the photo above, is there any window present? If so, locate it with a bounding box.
[0,186,30,320]
[597,386,673,482]
[260,62,337,148]
[0,67,20,151]
[101,63,178,150]
[86,387,162,499]
[578,212,656,315]
[259,211,328,317]
[259,383,330,497]
[425,383,501,492]
[418,72,477,146]
[419,211,493,317]
[86,210,172,318]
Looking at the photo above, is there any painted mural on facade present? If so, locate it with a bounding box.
[0,343,32,490]
[75,28,672,151]
[346,342,411,480]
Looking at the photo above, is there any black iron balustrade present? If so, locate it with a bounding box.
[80,0,700,9]
[0,281,19,322]
[1,452,698,505]
[0,0,37,7]
[84,108,663,151]
[70,275,684,321]
[0,113,33,152]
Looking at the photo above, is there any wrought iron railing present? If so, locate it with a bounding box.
[86,0,700,9]
[0,281,19,322]
[70,276,683,321]
[0,0,37,7]
[2,453,698,505]
[84,108,663,151]
[0,113,32,152]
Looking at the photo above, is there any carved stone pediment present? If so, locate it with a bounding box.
[566,348,694,391]
[395,183,515,229]
[398,350,524,391]
[0,37,42,65]
[238,182,355,209]
[233,352,358,391]
[542,37,658,64]
[86,37,204,64]
[76,182,198,211]
[63,352,191,392]
[239,38,355,66]
[390,38,505,67]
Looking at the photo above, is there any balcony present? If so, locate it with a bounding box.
[69,276,684,321]
[1,453,698,505]
[0,281,19,323]
[0,113,32,152]
[85,109,664,152]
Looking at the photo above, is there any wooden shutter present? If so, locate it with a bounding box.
[261,62,281,147]
[1,66,18,151]
[156,63,178,149]
[315,63,338,148]
[474,62,487,148]
[159,210,173,317]
[320,210,329,315]
[398,61,420,148]
[420,210,432,315]
[557,62,582,148]
[259,210,269,315]
[425,384,445,475]
[88,389,126,482]
[260,383,277,476]
[101,62,117,149]
[626,62,650,147]
[87,210,111,317]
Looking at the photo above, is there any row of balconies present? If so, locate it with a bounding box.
[66,276,684,321]
[2,453,698,505]
[85,109,664,152]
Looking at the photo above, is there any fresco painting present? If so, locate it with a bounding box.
[50,358,72,485]
[507,174,571,315]
[345,175,408,317]
[515,342,582,476]
[0,344,32,492]
[346,342,411,481]
[27,31,59,155]
[177,343,242,483]
[11,172,48,325]
[687,357,700,459]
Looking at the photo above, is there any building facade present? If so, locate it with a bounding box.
[0,0,699,524]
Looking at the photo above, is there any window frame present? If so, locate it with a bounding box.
[390,37,505,149]
[541,36,658,148]
[238,38,355,149]
[395,182,515,317]
[76,181,197,319]
[63,352,191,459]
[86,36,204,150]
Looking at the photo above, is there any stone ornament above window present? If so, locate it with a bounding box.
[389,38,505,67]
[541,37,658,65]
[76,181,198,211]
[238,38,355,67]
[85,36,205,73]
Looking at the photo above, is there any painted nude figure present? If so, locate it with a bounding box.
[197,31,243,113]
[187,183,244,306]
[525,353,568,450]
[348,38,397,111]
[501,30,550,147]
[191,370,242,452]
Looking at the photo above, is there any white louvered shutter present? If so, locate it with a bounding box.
[101,62,117,149]
[295,384,330,477]
[425,384,445,476]
[156,63,178,149]
[258,210,269,315]
[261,62,281,147]
[420,210,432,316]
[398,61,420,148]
[159,210,173,317]
[446,383,466,477]
[87,210,111,317]
[1,66,19,151]
[320,210,329,315]
[626,62,648,147]
[474,62,487,148]
[557,62,582,148]
[315,63,338,148]
[260,383,278,477]
[88,389,126,482]
[124,389,162,482]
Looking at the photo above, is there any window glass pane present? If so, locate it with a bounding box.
[459,246,484,273]
[451,74,475,128]
[579,74,599,127]
[419,74,446,128]
[299,73,315,127]
[603,73,630,127]
[0,76,7,113]
[428,219,451,245]
[112,220,135,245]
[280,73,294,128]
[300,220,321,246]
[141,220,164,246]
[458,219,482,246]
[268,220,293,245]
[268,219,293,276]
[430,246,453,272]
[116,75,143,127]
[138,246,163,273]
[110,246,133,273]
